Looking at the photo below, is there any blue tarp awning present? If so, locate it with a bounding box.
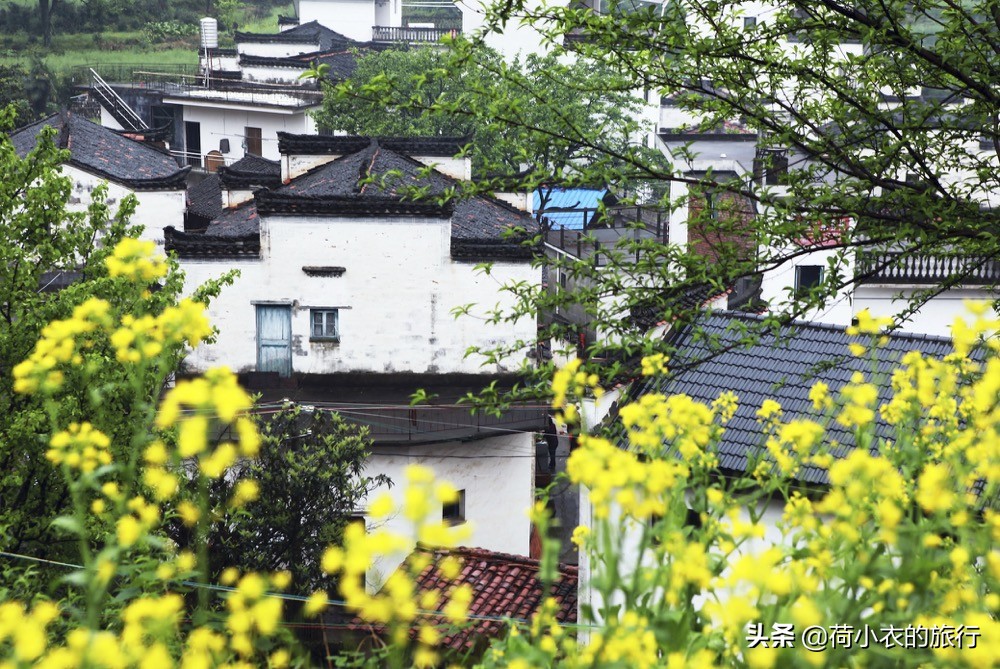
[534,188,607,230]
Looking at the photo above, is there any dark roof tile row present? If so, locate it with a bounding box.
[624,312,957,487]
[11,112,189,190]
[349,545,577,652]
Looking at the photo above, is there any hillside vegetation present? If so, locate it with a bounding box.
[0,1,293,121]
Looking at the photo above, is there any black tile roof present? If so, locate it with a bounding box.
[238,49,361,81]
[186,174,223,221]
[277,132,472,157]
[164,226,259,258]
[11,111,189,190]
[205,199,260,237]
[218,154,281,189]
[168,139,537,260]
[623,312,958,487]
[235,21,355,51]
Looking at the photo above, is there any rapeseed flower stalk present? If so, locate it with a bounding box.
[4,236,1000,668]
[319,465,474,668]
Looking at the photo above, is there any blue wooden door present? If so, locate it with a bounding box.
[256,305,292,376]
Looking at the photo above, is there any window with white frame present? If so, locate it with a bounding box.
[310,309,339,341]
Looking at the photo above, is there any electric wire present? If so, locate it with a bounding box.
[0,549,591,629]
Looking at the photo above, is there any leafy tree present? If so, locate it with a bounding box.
[172,404,390,591]
[322,1,1000,387]
[0,105,232,564]
[312,45,653,198]
[0,65,34,128]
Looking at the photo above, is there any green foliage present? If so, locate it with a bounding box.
[215,0,247,33]
[140,20,197,42]
[0,64,34,126]
[172,404,390,591]
[0,106,138,559]
[314,45,654,180]
[350,0,1000,396]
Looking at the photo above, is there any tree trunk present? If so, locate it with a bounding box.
[38,0,59,48]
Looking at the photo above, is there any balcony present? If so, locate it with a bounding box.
[856,251,1000,286]
[543,205,669,266]
[371,25,455,43]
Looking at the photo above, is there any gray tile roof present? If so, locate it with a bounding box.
[235,21,356,50]
[10,112,189,190]
[273,143,538,241]
[623,312,958,487]
[218,154,281,189]
[187,174,222,221]
[171,138,538,260]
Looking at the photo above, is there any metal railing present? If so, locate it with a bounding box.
[371,25,455,43]
[857,251,1000,286]
[90,68,147,132]
[71,63,202,88]
[170,149,240,171]
[543,204,669,264]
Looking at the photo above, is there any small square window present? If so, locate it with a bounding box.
[310,309,339,341]
[795,265,824,294]
[743,16,757,28]
[443,489,466,525]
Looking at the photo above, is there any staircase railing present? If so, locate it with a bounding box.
[90,68,147,132]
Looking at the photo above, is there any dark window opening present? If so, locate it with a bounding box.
[743,16,756,28]
[443,489,466,525]
[754,149,789,185]
[795,265,824,294]
[245,126,262,156]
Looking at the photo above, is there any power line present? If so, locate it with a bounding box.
[0,549,588,629]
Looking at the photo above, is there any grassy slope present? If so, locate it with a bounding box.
[0,2,293,71]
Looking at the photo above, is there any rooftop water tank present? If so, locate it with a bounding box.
[200,17,219,50]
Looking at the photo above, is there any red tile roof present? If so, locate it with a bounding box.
[353,545,578,653]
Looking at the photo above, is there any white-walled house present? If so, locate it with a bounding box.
[170,134,538,377]
[166,133,546,577]
[656,125,1000,337]
[10,112,189,248]
[91,21,365,167]
[296,0,547,57]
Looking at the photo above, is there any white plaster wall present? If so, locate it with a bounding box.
[241,64,308,85]
[577,489,786,641]
[285,153,340,181]
[179,214,538,375]
[758,245,856,327]
[461,0,554,59]
[299,0,375,41]
[411,156,470,181]
[202,53,240,72]
[492,192,532,212]
[182,105,314,162]
[362,432,534,588]
[99,107,125,131]
[225,189,255,208]
[62,165,185,248]
[236,40,320,59]
[854,286,998,338]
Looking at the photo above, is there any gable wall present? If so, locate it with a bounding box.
[298,0,375,41]
[179,213,537,375]
[363,432,534,589]
[62,164,186,248]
